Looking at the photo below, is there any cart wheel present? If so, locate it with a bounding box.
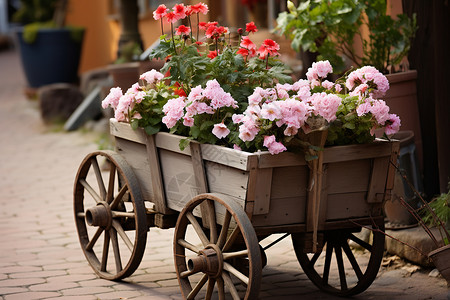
[292,221,385,296]
[174,194,262,300]
[74,150,147,281]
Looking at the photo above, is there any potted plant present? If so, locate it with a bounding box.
[14,0,85,89]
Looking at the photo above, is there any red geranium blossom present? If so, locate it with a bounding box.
[175,25,191,36]
[237,48,249,57]
[258,39,280,59]
[207,50,218,59]
[165,11,179,23]
[153,4,168,20]
[240,36,256,50]
[173,3,186,19]
[190,2,209,14]
[246,22,258,33]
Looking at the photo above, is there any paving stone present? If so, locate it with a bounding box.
[0,278,46,287]
[60,286,113,296]
[0,287,29,295]
[4,291,61,300]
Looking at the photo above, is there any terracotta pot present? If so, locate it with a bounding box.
[107,62,140,91]
[384,70,422,169]
[428,244,450,284]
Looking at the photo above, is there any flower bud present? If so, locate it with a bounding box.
[287,0,296,13]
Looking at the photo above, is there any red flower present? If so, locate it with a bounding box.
[198,22,208,30]
[258,39,280,59]
[185,6,194,16]
[196,41,203,46]
[153,4,167,20]
[175,25,191,36]
[165,11,178,23]
[207,50,218,59]
[246,22,258,33]
[173,3,186,19]
[237,48,249,57]
[191,2,209,14]
[240,36,256,50]
[205,24,218,38]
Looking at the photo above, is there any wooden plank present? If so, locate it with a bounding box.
[145,134,173,214]
[251,196,307,227]
[204,161,248,200]
[190,142,209,194]
[270,166,308,199]
[326,159,371,194]
[155,132,253,171]
[326,192,374,220]
[110,118,147,145]
[252,168,273,215]
[366,156,390,203]
[244,156,258,219]
[114,138,153,201]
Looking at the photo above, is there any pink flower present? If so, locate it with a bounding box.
[140,69,164,85]
[162,97,186,128]
[233,144,242,151]
[183,116,194,127]
[310,92,342,122]
[385,114,401,135]
[356,101,372,116]
[306,60,332,80]
[345,66,389,98]
[263,135,286,154]
[232,114,244,124]
[175,25,191,36]
[370,99,390,124]
[153,4,168,20]
[102,87,123,109]
[212,123,230,139]
[263,135,276,148]
[261,102,281,121]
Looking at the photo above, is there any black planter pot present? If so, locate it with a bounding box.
[16,28,85,88]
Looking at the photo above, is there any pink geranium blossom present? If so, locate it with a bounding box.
[102,87,123,109]
[212,123,230,139]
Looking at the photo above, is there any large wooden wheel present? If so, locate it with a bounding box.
[292,221,385,296]
[174,194,262,300]
[74,150,147,280]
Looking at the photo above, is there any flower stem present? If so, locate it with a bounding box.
[196,13,200,41]
[160,19,164,35]
[171,22,176,54]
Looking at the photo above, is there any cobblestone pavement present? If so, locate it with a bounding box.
[0,49,449,300]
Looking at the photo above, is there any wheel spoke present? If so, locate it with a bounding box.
[222,271,241,300]
[101,230,110,272]
[80,179,102,203]
[110,185,128,210]
[308,251,321,268]
[177,239,200,254]
[222,249,248,260]
[323,243,333,285]
[205,199,218,244]
[222,226,241,252]
[217,210,232,249]
[349,233,372,252]
[111,211,135,218]
[86,227,104,251]
[335,243,348,291]
[186,211,209,247]
[110,228,123,273]
[205,278,215,300]
[107,162,116,203]
[112,220,134,252]
[217,276,225,300]
[223,262,249,285]
[342,240,363,280]
[187,273,208,300]
[91,157,106,200]
[180,268,199,278]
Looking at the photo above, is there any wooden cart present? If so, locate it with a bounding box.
[74,119,399,299]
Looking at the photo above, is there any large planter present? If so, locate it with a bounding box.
[107,60,165,92]
[109,119,399,229]
[428,244,450,284]
[16,28,85,88]
[385,70,422,168]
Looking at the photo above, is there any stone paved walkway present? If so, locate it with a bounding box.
[0,48,448,299]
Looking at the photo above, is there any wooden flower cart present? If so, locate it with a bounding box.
[74,119,399,299]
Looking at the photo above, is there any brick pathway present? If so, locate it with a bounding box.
[0,49,448,299]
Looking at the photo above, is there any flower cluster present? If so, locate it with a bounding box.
[102,3,401,156]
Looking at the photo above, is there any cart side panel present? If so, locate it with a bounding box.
[114,137,154,202]
[158,148,249,212]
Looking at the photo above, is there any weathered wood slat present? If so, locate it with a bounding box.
[367,156,390,203]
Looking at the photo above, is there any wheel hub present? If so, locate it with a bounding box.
[85,201,112,229]
[187,244,223,278]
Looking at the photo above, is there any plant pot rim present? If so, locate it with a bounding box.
[428,243,450,257]
[385,69,417,83]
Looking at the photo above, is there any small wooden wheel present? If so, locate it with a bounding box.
[174,194,262,300]
[74,150,147,280]
[292,221,385,296]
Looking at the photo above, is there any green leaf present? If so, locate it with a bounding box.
[179,138,191,151]
[190,125,201,139]
[144,125,160,136]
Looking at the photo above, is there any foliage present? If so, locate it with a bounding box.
[102,2,401,156]
[421,183,450,231]
[275,0,417,74]
[21,21,84,44]
[12,0,59,24]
